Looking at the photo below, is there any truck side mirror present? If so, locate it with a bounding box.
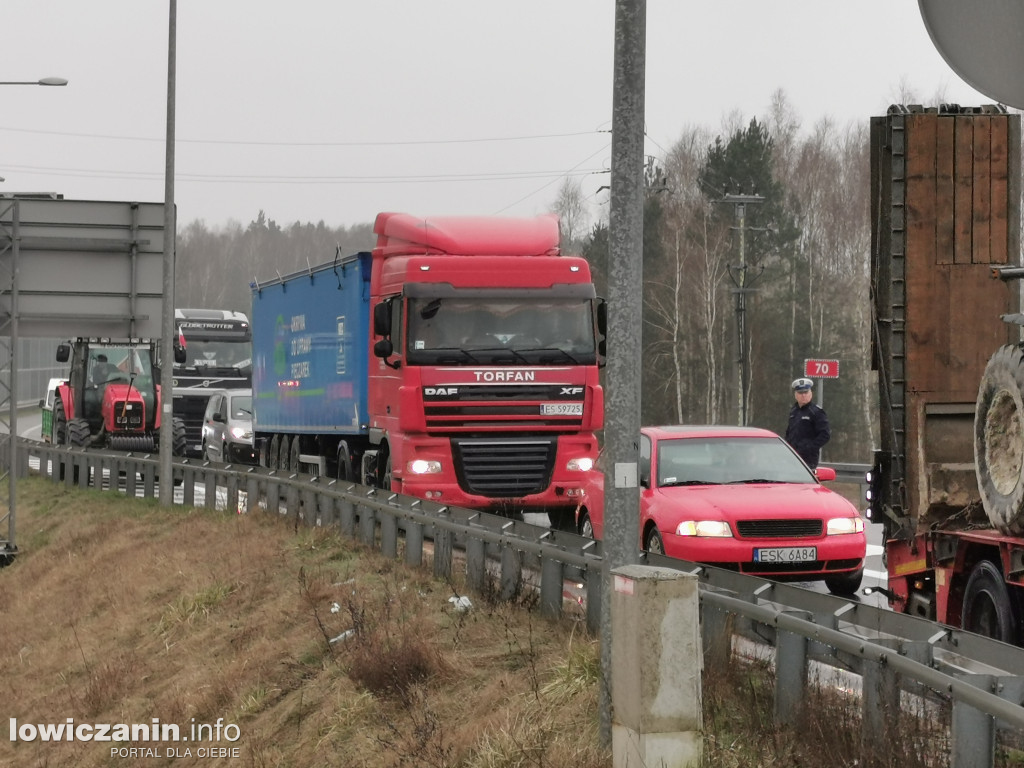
[596,299,607,364]
[56,343,70,363]
[373,301,392,337]
[174,344,187,364]
[373,338,401,370]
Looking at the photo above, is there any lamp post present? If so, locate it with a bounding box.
[0,78,67,86]
[0,73,67,563]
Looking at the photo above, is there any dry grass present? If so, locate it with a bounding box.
[1,477,607,768]
[1,476,991,768]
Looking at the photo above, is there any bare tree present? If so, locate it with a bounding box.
[551,177,589,250]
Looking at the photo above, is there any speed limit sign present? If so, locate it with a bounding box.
[804,359,839,379]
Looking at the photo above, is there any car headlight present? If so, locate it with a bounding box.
[676,520,733,537]
[566,457,594,472]
[827,516,865,535]
[407,459,442,475]
[230,427,251,440]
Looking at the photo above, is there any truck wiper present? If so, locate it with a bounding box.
[472,346,530,364]
[431,347,482,363]
[520,346,582,364]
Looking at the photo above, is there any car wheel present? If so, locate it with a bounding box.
[202,440,211,462]
[644,527,665,555]
[825,567,863,596]
[578,511,594,539]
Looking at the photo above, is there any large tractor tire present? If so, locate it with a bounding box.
[52,397,68,445]
[975,344,1024,534]
[67,418,91,448]
[171,417,187,457]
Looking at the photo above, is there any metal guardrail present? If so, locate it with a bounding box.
[822,461,871,486]
[11,441,1024,767]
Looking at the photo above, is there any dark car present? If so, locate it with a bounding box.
[201,388,257,465]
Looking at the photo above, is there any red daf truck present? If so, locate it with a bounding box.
[250,212,605,526]
[868,104,1024,643]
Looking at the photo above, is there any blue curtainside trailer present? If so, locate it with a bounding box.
[250,251,372,456]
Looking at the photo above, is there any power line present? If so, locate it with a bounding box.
[0,124,606,147]
[0,162,608,185]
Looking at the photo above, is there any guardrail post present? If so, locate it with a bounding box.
[358,503,376,547]
[405,520,424,567]
[701,600,731,669]
[775,610,810,727]
[337,497,355,536]
[861,643,900,755]
[244,473,259,515]
[464,535,484,592]
[952,673,995,768]
[586,561,602,635]
[433,527,453,580]
[380,511,398,558]
[182,465,196,507]
[540,556,563,619]
[499,545,523,602]
[610,564,702,768]
[203,469,217,509]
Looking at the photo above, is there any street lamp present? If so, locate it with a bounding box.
[0,77,67,86]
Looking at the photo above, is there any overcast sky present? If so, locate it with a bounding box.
[0,1,994,231]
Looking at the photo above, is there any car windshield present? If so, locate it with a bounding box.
[230,395,252,419]
[656,436,816,487]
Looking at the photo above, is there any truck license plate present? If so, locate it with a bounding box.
[753,547,817,563]
[541,403,583,416]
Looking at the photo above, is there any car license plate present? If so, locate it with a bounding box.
[540,402,583,416]
[753,546,817,563]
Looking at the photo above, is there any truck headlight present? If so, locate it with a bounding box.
[566,457,594,472]
[408,459,442,475]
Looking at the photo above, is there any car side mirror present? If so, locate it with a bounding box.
[815,466,836,482]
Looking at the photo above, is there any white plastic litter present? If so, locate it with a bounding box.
[330,602,340,614]
[448,595,472,613]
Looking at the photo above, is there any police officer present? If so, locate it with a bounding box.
[785,377,830,469]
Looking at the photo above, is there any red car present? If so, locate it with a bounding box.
[576,425,866,595]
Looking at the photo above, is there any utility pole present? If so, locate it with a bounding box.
[600,0,646,748]
[721,193,763,426]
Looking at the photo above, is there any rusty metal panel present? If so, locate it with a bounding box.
[0,198,166,339]
[873,106,1021,528]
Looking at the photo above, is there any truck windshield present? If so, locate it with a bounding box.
[177,339,253,374]
[405,297,596,365]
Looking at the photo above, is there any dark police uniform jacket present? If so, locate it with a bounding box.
[785,402,830,469]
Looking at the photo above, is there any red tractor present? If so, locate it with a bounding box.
[49,337,186,455]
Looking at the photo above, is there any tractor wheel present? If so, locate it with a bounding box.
[171,417,187,457]
[975,344,1024,534]
[67,418,91,448]
[52,397,68,445]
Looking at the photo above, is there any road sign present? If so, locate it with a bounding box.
[804,358,839,379]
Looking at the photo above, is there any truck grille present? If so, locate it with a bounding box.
[453,437,556,497]
[424,384,584,431]
[735,519,823,538]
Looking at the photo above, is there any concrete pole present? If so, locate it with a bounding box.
[159,0,177,505]
[600,0,646,747]
[611,564,702,767]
